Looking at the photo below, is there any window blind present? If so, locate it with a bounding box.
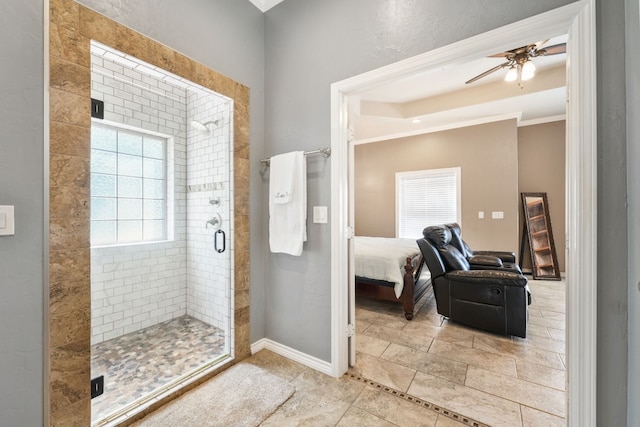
[396,168,460,238]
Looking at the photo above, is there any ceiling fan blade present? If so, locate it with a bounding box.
[539,43,567,55]
[465,61,511,84]
[535,39,550,49]
[489,45,527,58]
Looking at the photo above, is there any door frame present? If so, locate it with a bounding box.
[329,1,596,426]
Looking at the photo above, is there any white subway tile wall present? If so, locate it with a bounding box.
[90,44,233,347]
[186,90,233,346]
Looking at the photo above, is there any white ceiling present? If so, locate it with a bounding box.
[358,37,567,103]
[351,35,568,143]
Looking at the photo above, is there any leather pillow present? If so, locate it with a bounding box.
[423,226,451,248]
[440,246,470,271]
[424,225,470,270]
[469,254,503,267]
[446,223,473,258]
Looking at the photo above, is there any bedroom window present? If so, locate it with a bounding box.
[90,122,168,246]
[396,167,461,238]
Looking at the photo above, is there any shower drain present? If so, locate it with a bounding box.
[345,371,489,427]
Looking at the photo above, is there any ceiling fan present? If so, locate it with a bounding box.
[465,40,567,87]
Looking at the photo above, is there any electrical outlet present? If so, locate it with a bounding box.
[91,375,104,399]
[492,211,504,219]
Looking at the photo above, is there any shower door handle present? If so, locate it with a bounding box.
[215,229,226,253]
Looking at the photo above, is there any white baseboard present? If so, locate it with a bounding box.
[250,338,333,377]
[250,338,268,354]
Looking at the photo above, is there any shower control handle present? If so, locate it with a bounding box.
[215,229,226,253]
[206,213,222,229]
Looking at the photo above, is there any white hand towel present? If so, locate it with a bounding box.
[269,151,307,256]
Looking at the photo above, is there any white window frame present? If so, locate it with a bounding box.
[90,121,171,247]
[395,167,461,238]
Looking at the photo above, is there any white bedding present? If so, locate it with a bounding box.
[354,236,424,299]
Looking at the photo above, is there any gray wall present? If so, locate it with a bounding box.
[1,0,264,423]
[263,0,577,361]
[596,0,630,425]
[625,0,640,423]
[0,2,45,426]
[264,0,635,424]
[75,0,268,343]
[1,0,638,425]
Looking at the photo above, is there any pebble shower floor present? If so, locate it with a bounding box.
[90,315,226,422]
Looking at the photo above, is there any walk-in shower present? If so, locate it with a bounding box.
[89,41,234,424]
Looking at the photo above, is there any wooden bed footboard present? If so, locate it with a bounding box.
[401,257,416,320]
[355,256,429,320]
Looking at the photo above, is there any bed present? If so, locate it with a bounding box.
[354,236,431,320]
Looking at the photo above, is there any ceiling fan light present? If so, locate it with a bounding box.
[521,60,536,80]
[504,66,518,82]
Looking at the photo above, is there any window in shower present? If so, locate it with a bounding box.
[90,123,168,245]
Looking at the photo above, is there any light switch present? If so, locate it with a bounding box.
[478,211,484,219]
[313,206,328,224]
[492,211,504,219]
[0,205,15,236]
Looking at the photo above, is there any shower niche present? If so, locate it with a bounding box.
[89,41,234,423]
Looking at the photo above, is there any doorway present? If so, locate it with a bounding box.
[329,1,596,426]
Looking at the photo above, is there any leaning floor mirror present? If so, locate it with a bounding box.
[520,192,561,280]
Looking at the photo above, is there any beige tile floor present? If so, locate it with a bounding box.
[250,278,566,427]
[247,350,469,427]
[350,278,567,427]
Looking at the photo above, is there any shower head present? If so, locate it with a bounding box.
[190,119,222,136]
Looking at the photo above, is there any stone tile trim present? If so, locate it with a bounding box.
[187,182,225,193]
[346,371,488,427]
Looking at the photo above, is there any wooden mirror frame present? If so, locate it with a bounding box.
[520,192,561,280]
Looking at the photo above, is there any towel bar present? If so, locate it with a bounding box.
[260,148,331,166]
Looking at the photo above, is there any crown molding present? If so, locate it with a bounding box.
[518,113,566,127]
[352,112,522,145]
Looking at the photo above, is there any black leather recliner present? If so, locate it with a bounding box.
[445,223,522,274]
[418,225,531,338]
